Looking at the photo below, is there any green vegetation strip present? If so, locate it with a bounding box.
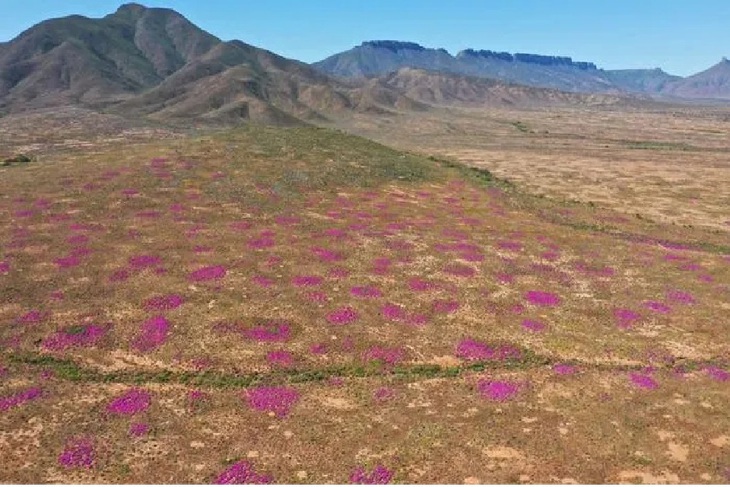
[6,351,725,390]
[427,155,514,190]
[545,218,730,255]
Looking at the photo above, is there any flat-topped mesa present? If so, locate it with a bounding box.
[457,49,597,70]
[458,49,514,62]
[361,40,427,52]
[514,53,597,70]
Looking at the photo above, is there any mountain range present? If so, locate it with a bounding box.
[314,41,730,100]
[0,3,728,124]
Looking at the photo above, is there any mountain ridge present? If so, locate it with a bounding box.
[313,40,729,100]
[1,4,727,124]
[0,4,430,122]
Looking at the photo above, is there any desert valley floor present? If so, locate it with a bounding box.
[0,104,729,483]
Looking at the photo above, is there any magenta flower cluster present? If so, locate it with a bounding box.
[128,255,163,270]
[525,290,561,307]
[58,437,95,469]
[327,306,359,325]
[244,386,300,418]
[189,265,227,282]
[477,380,521,401]
[349,465,394,484]
[362,346,405,366]
[629,373,658,390]
[455,339,522,361]
[351,286,383,298]
[244,322,291,342]
[106,388,151,416]
[42,324,106,351]
[215,461,272,484]
[129,423,150,437]
[132,316,170,352]
[614,308,641,329]
[0,386,42,412]
[144,294,185,312]
[292,275,323,287]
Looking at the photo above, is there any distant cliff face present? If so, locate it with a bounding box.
[360,40,428,52]
[457,49,597,70]
[313,41,730,99]
[313,41,623,93]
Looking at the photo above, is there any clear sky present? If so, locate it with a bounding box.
[1,0,728,76]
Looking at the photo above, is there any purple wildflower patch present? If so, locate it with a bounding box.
[312,247,344,262]
[497,240,523,252]
[310,343,328,355]
[553,364,577,375]
[629,373,658,390]
[252,275,275,288]
[525,290,561,307]
[128,255,162,270]
[0,261,9,274]
[643,301,671,314]
[55,255,81,269]
[381,303,406,321]
[614,308,641,329]
[106,388,151,416]
[510,304,525,314]
[189,265,227,282]
[328,267,350,279]
[244,386,300,418]
[129,423,150,437]
[144,294,185,312]
[132,316,170,352]
[666,290,696,305]
[0,386,43,412]
[477,380,521,401]
[351,286,382,299]
[541,251,560,261]
[230,220,252,232]
[408,278,436,292]
[456,339,522,361]
[443,263,476,278]
[496,272,514,284]
[372,257,392,274]
[350,465,394,485]
[248,237,275,249]
[187,389,209,411]
[244,322,291,342]
[292,275,323,287]
[266,350,295,368]
[49,290,64,301]
[304,291,328,303]
[406,313,429,327]
[705,366,729,382]
[432,299,460,314]
[109,268,130,282]
[327,307,359,325]
[42,324,106,351]
[58,437,95,469]
[373,387,396,402]
[521,319,546,332]
[362,346,405,366]
[215,461,272,484]
[17,310,46,325]
[67,234,89,246]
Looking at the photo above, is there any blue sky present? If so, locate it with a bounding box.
[1,0,728,76]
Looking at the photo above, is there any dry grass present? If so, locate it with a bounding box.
[334,104,730,233]
[1,113,729,483]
